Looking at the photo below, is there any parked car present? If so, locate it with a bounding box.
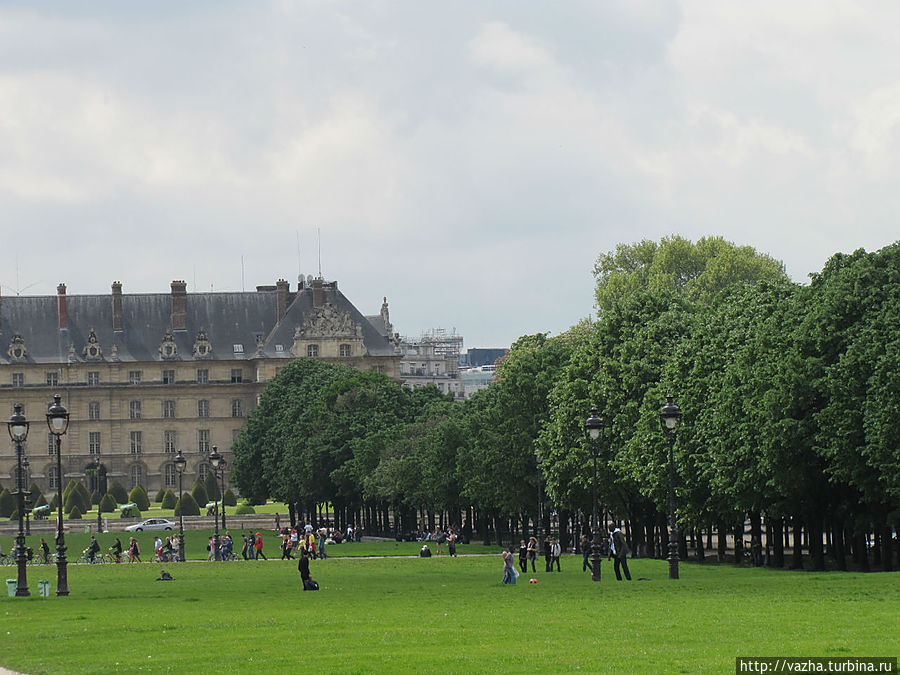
[125,518,176,532]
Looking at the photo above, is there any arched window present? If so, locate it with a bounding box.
[164,464,176,487]
[48,466,59,490]
[130,465,142,489]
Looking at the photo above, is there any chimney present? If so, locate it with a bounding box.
[112,281,123,331]
[57,283,68,329]
[311,277,325,308]
[171,280,187,331]
[276,279,290,322]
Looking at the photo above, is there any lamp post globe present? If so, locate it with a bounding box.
[659,394,683,580]
[8,403,31,596]
[173,449,187,562]
[208,446,222,560]
[46,394,70,595]
[583,407,604,583]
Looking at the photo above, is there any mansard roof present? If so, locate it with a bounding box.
[0,280,396,365]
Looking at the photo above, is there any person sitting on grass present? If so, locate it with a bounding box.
[420,544,432,558]
[156,569,173,581]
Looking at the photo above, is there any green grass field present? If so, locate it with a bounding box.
[2,544,898,674]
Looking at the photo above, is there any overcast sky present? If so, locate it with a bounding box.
[2,2,898,348]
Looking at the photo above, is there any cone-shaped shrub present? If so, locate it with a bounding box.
[69,505,82,519]
[99,493,117,513]
[49,493,59,510]
[0,488,14,517]
[34,493,48,508]
[129,485,150,511]
[175,492,200,517]
[9,508,19,521]
[75,482,91,511]
[154,488,166,503]
[161,490,177,509]
[109,481,129,504]
[191,481,208,507]
[28,482,43,504]
[64,491,83,514]
[90,490,101,506]
[223,488,237,507]
[204,472,220,501]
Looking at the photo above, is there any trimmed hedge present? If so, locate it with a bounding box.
[175,493,200,517]
[162,490,177,509]
[109,481,129,504]
[223,488,237,507]
[0,488,14,518]
[129,485,150,511]
[234,503,256,515]
[154,488,166,503]
[69,505,82,520]
[191,481,209,507]
[99,493,117,513]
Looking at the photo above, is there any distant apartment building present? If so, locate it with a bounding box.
[391,329,464,399]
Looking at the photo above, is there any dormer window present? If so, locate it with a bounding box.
[193,328,212,358]
[307,344,319,357]
[340,344,351,357]
[82,329,103,361]
[233,344,244,353]
[7,335,27,361]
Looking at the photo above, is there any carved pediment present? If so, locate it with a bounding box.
[7,334,27,361]
[159,329,178,360]
[297,304,362,339]
[82,329,103,360]
[193,328,211,358]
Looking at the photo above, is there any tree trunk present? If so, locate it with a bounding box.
[832,517,847,571]
[808,513,825,571]
[750,512,762,567]
[773,517,784,568]
[734,519,744,565]
[717,521,727,562]
[695,526,705,562]
[881,523,894,572]
[791,516,803,569]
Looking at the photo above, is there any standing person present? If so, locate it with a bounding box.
[551,537,561,572]
[155,536,163,562]
[609,523,632,581]
[241,534,249,560]
[247,531,256,560]
[298,548,312,590]
[501,546,517,584]
[447,529,457,557]
[543,535,553,572]
[581,534,594,574]
[291,527,300,555]
[207,536,216,561]
[317,528,327,560]
[518,540,528,573]
[527,537,538,572]
[434,528,444,555]
[254,532,267,560]
[39,537,51,564]
[129,537,141,563]
[274,512,281,532]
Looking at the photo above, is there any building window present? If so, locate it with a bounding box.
[231,368,243,383]
[340,344,351,357]
[198,400,210,418]
[197,369,209,384]
[48,432,56,456]
[130,430,142,454]
[233,344,244,353]
[164,464,176,487]
[162,369,175,385]
[129,370,142,384]
[89,432,101,455]
[129,400,142,420]
[164,430,177,454]
[46,372,59,386]
[12,373,23,387]
[163,400,176,418]
[130,465,142,489]
[87,371,100,386]
[231,400,243,418]
[49,466,59,490]
[198,429,210,453]
[198,463,209,481]
[307,344,319,357]
[88,401,100,420]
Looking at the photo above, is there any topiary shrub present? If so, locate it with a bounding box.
[154,488,166,503]
[69,505,82,520]
[90,490,101,506]
[29,482,44,504]
[175,493,200,517]
[129,485,150,511]
[34,493,48,508]
[191,481,208,507]
[204,472,220,501]
[49,493,59,510]
[223,488,237,507]
[234,503,256,515]
[109,481,129,504]
[0,488,14,518]
[64,491,84,515]
[99,493,117,513]
[9,508,19,521]
[161,490,177,509]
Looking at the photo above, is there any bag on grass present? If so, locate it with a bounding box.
[303,578,319,591]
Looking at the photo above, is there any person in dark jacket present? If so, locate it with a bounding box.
[543,536,552,572]
[608,522,632,581]
[298,548,311,589]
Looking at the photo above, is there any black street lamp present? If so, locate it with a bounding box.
[659,393,683,580]
[47,394,70,595]
[94,455,103,534]
[23,457,31,536]
[173,449,187,562]
[533,448,543,545]
[8,403,31,597]
[217,457,227,530]
[584,407,604,583]
[208,446,222,560]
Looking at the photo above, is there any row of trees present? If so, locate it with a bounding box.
[232,236,899,571]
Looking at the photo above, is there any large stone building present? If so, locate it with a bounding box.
[0,277,400,497]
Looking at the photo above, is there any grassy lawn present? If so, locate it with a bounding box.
[1,547,897,674]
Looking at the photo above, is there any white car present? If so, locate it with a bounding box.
[124,518,176,532]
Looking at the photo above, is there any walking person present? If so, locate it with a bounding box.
[543,535,553,572]
[527,536,538,573]
[518,540,528,574]
[447,529,457,557]
[128,537,141,563]
[254,532,267,560]
[609,523,632,581]
[581,534,594,574]
[551,537,561,571]
[501,546,518,584]
[246,531,256,560]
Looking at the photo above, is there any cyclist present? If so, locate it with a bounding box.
[39,538,50,564]
[87,536,101,563]
[110,537,123,563]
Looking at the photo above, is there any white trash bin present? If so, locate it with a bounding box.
[6,579,16,597]
[38,580,50,597]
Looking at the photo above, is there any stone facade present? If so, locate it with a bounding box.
[0,277,400,497]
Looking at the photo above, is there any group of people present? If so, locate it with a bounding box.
[279,524,332,560]
[417,526,460,557]
[503,523,633,584]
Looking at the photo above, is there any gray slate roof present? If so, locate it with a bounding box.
[0,283,394,364]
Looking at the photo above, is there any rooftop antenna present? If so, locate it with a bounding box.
[317,227,322,278]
